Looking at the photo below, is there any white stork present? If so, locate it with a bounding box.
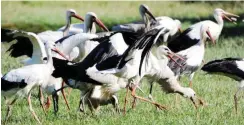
[167,9,239,87]
[1,29,72,114]
[112,4,182,42]
[58,12,109,35]
[1,41,67,124]
[82,27,203,113]
[51,26,188,113]
[167,24,215,87]
[37,9,84,43]
[50,27,166,110]
[168,8,239,53]
[112,4,157,34]
[201,58,244,114]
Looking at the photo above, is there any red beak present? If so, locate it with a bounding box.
[52,48,70,61]
[73,14,84,22]
[222,11,239,24]
[167,52,186,68]
[95,18,109,32]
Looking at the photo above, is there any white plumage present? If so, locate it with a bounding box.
[1,41,60,124]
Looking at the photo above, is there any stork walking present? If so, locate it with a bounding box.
[1,29,72,114]
[167,8,239,87]
[168,8,239,52]
[201,58,244,113]
[51,26,185,112]
[167,24,215,87]
[1,41,67,124]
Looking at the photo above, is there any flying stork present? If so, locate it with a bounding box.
[201,58,244,114]
[1,41,68,124]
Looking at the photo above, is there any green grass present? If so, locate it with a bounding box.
[1,1,244,125]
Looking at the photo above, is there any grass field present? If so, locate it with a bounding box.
[1,1,244,125]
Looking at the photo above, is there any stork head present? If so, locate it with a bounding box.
[157,45,186,67]
[139,4,157,24]
[214,8,239,24]
[66,9,84,22]
[84,12,109,33]
[180,88,199,109]
[44,41,70,61]
[201,24,215,44]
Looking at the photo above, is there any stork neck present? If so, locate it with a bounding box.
[84,21,96,34]
[63,16,72,36]
[214,15,224,31]
[46,48,53,67]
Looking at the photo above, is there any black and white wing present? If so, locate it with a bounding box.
[118,27,170,75]
[167,28,200,53]
[202,58,244,81]
[1,28,47,60]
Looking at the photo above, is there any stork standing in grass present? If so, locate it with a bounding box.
[168,8,239,53]
[1,29,73,112]
[167,24,215,88]
[167,8,239,87]
[2,11,109,111]
[83,27,203,113]
[202,58,244,114]
[1,41,67,124]
[51,27,185,112]
[76,18,182,112]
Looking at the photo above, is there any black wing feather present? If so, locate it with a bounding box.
[202,58,244,81]
[2,28,33,58]
[167,28,199,53]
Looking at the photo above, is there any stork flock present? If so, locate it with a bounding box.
[1,4,243,124]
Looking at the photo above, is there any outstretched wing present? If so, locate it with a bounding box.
[1,28,46,59]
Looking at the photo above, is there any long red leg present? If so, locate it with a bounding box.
[132,97,137,109]
[68,88,72,95]
[189,81,193,88]
[44,96,51,110]
[123,87,129,115]
[27,93,41,124]
[61,81,70,110]
[38,86,46,115]
[130,86,168,110]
